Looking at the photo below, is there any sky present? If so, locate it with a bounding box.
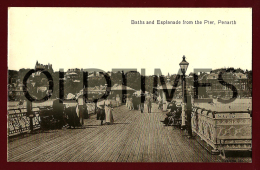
[8,8,252,75]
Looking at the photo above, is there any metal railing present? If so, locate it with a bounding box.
[8,99,121,137]
[8,108,41,136]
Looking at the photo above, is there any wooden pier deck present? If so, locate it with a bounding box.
[8,104,251,162]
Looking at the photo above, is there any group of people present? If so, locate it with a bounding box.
[52,98,88,129]
[51,98,115,129]
[47,94,183,130]
[39,94,183,131]
[126,95,153,113]
[161,100,182,126]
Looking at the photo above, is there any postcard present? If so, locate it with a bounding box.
[7,8,252,162]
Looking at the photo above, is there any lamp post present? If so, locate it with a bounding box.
[179,55,189,130]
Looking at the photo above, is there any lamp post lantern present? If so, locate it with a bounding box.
[179,55,189,130]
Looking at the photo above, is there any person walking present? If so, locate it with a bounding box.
[116,95,120,107]
[96,105,105,125]
[132,95,137,110]
[104,99,114,125]
[126,97,129,108]
[76,99,85,128]
[158,99,163,110]
[140,102,144,113]
[140,94,145,113]
[147,97,152,113]
[129,98,134,110]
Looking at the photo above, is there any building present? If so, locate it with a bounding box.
[153,68,251,101]
[65,68,81,82]
[35,61,54,74]
[205,71,250,98]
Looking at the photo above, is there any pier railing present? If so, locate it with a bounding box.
[8,107,41,136]
[191,107,252,154]
[8,99,121,137]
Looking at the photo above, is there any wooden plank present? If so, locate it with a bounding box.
[116,111,142,162]
[110,111,141,162]
[148,107,158,162]
[104,111,134,161]
[125,110,146,162]
[92,113,132,162]
[135,112,148,162]
[154,111,173,162]
[73,107,128,162]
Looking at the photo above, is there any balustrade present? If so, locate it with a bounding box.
[191,107,252,154]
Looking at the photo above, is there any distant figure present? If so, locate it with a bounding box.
[140,102,144,113]
[126,98,129,108]
[129,98,134,110]
[132,95,139,110]
[104,99,114,125]
[76,100,85,128]
[116,95,121,107]
[83,103,89,119]
[167,101,177,114]
[158,99,163,110]
[140,94,145,113]
[66,105,81,129]
[96,105,105,125]
[17,99,24,106]
[53,98,65,129]
[147,97,152,113]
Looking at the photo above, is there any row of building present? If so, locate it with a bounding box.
[156,69,251,100]
[8,61,113,100]
[8,62,252,101]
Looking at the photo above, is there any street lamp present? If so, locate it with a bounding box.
[179,55,189,130]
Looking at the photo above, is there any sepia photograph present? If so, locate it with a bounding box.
[7,8,252,162]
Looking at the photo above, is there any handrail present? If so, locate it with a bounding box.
[192,106,252,118]
[214,111,250,114]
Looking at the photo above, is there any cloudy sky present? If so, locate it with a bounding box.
[8,8,252,75]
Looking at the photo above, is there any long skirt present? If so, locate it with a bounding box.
[97,109,105,120]
[66,107,81,128]
[128,101,133,110]
[105,107,114,124]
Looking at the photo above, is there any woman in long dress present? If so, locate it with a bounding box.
[126,97,129,108]
[129,98,133,110]
[66,104,81,129]
[104,99,114,125]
